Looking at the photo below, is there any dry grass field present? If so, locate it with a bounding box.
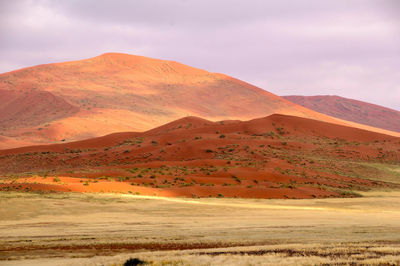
[1,190,400,265]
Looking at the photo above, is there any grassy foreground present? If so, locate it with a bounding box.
[1,191,400,265]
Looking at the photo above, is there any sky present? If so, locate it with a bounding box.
[0,0,399,110]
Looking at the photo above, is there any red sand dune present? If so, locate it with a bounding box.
[284,95,400,133]
[1,53,397,149]
[1,114,398,199]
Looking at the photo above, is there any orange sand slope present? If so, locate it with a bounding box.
[1,52,398,149]
[284,95,400,133]
[1,114,399,199]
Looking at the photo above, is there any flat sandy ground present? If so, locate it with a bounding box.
[1,191,400,265]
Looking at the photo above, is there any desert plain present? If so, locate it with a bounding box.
[1,190,400,265]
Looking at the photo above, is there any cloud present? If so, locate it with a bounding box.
[0,0,399,110]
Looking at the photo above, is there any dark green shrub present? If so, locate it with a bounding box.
[124,258,146,266]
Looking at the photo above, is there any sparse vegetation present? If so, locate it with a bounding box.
[124,258,146,266]
[151,140,158,146]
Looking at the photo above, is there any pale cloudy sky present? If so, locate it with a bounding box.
[1,0,399,110]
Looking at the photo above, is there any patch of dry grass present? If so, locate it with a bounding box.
[1,191,400,265]
[116,243,400,266]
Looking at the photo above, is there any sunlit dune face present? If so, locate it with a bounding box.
[0,53,398,149]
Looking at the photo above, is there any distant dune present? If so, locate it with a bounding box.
[0,53,308,148]
[2,53,397,149]
[283,95,400,133]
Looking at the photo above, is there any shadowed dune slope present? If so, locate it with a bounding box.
[0,90,79,130]
[284,95,400,133]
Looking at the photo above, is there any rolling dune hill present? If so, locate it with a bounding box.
[1,114,399,199]
[1,53,397,149]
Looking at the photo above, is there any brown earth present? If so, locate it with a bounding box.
[1,114,399,199]
[283,95,400,133]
